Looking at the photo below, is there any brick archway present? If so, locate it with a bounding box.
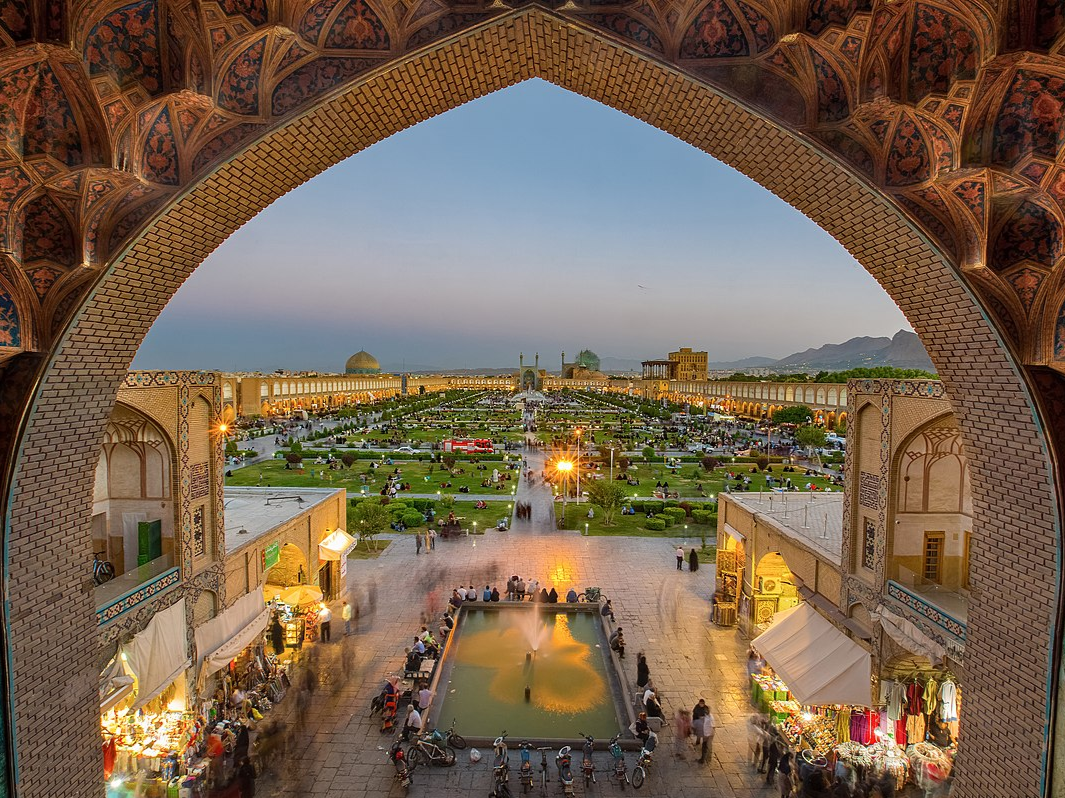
[0,5,1063,798]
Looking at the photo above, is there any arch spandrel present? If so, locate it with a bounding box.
[0,3,1063,798]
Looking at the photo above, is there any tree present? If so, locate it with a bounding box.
[353,500,391,550]
[771,405,814,426]
[587,479,627,526]
[755,456,770,472]
[442,454,457,472]
[795,424,827,453]
[617,456,631,473]
[341,453,356,469]
[700,455,720,472]
[439,494,455,512]
[642,446,655,463]
[835,415,847,435]
[285,451,303,469]
[225,440,238,457]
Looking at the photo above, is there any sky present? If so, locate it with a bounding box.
[133,79,912,373]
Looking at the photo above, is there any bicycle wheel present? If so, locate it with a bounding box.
[99,561,115,581]
[449,733,467,750]
[409,746,430,768]
[443,746,457,766]
[497,783,512,798]
[631,766,645,789]
[577,593,586,602]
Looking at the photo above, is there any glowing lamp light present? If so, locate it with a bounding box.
[557,460,574,473]
[110,778,124,789]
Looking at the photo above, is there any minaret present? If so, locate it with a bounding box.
[520,352,524,369]
[535,352,539,370]
[561,351,565,367]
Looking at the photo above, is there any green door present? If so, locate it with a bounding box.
[137,520,163,566]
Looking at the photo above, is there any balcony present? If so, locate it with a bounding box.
[886,571,967,643]
[95,554,180,626]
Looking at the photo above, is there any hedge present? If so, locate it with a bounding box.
[691,509,714,525]
[644,518,667,531]
[654,513,674,527]
[663,507,687,523]
[632,500,665,514]
[401,510,427,528]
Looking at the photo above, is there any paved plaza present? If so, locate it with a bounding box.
[258,442,777,798]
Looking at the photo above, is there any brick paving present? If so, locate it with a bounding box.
[261,445,777,798]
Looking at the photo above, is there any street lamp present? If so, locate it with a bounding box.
[557,459,574,521]
[574,428,583,504]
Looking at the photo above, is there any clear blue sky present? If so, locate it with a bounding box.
[134,79,911,373]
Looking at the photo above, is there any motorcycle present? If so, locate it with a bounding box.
[556,745,575,797]
[608,732,629,790]
[490,731,511,798]
[389,739,413,792]
[578,732,596,786]
[518,741,534,794]
[631,731,657,789]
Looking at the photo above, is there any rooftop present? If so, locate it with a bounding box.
[724,491,844,565]
[224,487,345,552]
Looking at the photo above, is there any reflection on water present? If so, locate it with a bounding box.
[454,612,606,715]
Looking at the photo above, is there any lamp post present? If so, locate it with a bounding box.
[575,428,582,504]
[557,460,573,524]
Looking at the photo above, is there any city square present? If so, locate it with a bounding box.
[0,2,1064,797]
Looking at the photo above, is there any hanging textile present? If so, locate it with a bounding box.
[906,712,926,744]
[923,678,939,716]
[895,719,907,746]
[887,681,906,722]
[939,680,958,722]
[836,708,851,743]
[906,681,924,716]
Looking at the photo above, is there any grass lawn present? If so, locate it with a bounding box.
[226,458,523,496]
[350,500,513,541]
[348,541,390,559]
[613,463,837,499]
[556,504,716,540]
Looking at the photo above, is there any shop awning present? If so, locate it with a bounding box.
[195,589,270,689]
[752,603,872,707]
[123,598,190,710]
[99,654,134,713]
[874,607,946,663]
[723,522,745,543]
[318,529,358,561]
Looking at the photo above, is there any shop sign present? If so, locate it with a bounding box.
[263,541,280,571]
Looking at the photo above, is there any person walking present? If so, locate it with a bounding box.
[342,601,353,636]
[692,701,714,765]
[673,708,692,759]
[676,546,684,570]
[689,548,699,572]
[429,529,436,551]
[269,614,285,657]
[318,604,332,643]
[416,532,422,555]
[636,653,650,690]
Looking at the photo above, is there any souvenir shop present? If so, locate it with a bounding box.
[750,603,960,792]
[101,591,293,798]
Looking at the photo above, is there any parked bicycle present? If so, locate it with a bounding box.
[424,718,466,750]
[577,586,602,602]
[407,731,456,768]
[631,731,658,789]
[536,746,552,795]
[92,551,115,586]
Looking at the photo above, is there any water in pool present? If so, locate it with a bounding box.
[436,607,622,739]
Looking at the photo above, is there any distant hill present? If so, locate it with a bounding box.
[389,331,933,376]
[771,330,933,372]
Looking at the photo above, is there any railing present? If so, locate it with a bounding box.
[886,579,967,642]
[95,554,180,626]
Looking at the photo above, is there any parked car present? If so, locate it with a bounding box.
[394,446,418,454]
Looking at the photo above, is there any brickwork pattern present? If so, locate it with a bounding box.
[0,7,1061,798]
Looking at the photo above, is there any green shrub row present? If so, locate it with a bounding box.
[644,518,667,531]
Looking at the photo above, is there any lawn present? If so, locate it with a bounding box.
[226,458,524,496]
[555,504,716,541]
[348,499,514,541]
[606,463,837,499]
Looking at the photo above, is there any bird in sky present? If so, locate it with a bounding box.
[637,284,650,290]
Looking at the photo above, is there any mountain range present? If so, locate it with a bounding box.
[387,330,934,375]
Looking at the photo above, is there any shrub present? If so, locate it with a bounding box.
[644,518,667,531]
[654,513,674,527]
[664,507,687,523]
[691,509,714,525]
[678,501,693,517]
[387,501,409,515]
[756,456,770,472]
[401,510,426,528]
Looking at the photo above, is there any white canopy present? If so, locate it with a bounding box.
[194,588,269,689]
[752,603,871,707]
[318,529,358,561]
[123,598,190,710]
[99,654,135,712]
